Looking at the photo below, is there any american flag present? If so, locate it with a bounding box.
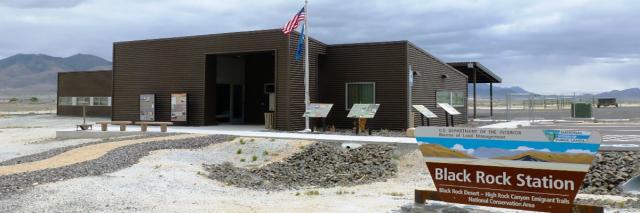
[282,7,305,35]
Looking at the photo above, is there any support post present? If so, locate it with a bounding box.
[420,115,424,126]
[473,66,477,119]
[489,82,493,118]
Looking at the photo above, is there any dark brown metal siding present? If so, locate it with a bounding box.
[57,70,113,117]
[285,33,327,130]
[408,43,468,126]
[321,42,408,130]
[112,29,326,130]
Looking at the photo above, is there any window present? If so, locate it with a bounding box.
[436,91,465,107]
[77,97,90,106]
[58,97,73,106]
[345,82,375,110]
[93,97,110,106]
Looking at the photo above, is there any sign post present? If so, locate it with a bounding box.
[437,103,460,127]
[302,103,333,132]
[347,104,380,135]
[412,105,437,126]
[415,127,603,212]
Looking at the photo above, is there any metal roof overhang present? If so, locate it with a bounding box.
[447,62,502,83]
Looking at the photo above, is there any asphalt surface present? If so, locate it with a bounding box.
[524,122,640,151]
[472,106,640,120]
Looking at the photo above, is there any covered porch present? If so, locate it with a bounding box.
[447,62,502,119]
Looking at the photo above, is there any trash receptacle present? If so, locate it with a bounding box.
[264,112,275,129]
[571,103,592,118]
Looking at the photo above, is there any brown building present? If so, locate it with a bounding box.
[57,70,112,117]
[112,29,473,130]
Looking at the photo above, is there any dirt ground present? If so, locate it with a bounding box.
[0,115,637,212]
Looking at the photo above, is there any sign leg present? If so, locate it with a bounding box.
[421,115,424,126]
[445,113,449,127]
[451,115,455,127]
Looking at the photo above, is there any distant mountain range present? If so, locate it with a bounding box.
[468,84,531,99]
[469,84,640,100]
[0,53,111,97]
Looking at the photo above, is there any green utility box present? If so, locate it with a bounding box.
[571,103,593,118]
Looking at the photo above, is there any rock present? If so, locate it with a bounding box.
[203,143,398,190]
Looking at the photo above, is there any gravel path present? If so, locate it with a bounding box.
[0,134,177,167]
[0,135,233,199]
[204,143,397,190]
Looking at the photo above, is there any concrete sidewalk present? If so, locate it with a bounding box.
[57,124,417,145]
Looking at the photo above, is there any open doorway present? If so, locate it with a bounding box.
[206,51,275,124]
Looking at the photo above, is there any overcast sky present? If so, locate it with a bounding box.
[0,0,638,94]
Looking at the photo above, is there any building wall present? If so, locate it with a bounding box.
[321,42,408,130]
[408,43,468,126]
[57,70,112,117]
[112,29,326,130]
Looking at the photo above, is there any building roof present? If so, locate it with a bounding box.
[446,62,502,83]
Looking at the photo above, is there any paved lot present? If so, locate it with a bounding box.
[525,122,640,151]
[472,106,640,120]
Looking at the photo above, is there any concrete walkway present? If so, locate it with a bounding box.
[0,134,204,176]
[59,124,417,145]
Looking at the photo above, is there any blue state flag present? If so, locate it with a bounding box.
[295,24,305,61]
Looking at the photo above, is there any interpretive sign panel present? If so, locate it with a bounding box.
[412,105,437,118]
[139,94,155,121]
[416,127,601,212]
[303,103,333,118]
[171,93,187,122]
[347,104,380,118]
[437,103,460,115]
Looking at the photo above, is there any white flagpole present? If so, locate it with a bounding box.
[303,0,311,132]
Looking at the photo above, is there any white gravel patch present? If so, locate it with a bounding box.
[0,115,104,161]
[0,138,431,212]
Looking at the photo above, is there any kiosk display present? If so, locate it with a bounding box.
[347,104,380,118]
[140,94,155,121]
[171,93,187,122]
[302,103,333,118]
[412,105,437,118]
[437,103,461,115]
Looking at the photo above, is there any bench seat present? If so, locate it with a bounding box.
[135,121,173,132]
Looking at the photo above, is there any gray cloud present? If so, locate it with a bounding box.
[0,0,87,8]
[0,0,637,94]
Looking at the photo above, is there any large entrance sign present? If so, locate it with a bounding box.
[416,127,601,212]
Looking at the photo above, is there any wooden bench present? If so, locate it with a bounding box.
[96,121,132,131]
[135,121,173,132]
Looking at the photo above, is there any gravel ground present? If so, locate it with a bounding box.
[0,134,177,166]
[581,151,640,195]
[265,128,408,137]
[0,135,232,200]
[203,143,397,190]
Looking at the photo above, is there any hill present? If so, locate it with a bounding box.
[468,84,534,99]
[0,54,112,97]
[592,88,640,100]
[419,144,475,159]
[495,151,594,164]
